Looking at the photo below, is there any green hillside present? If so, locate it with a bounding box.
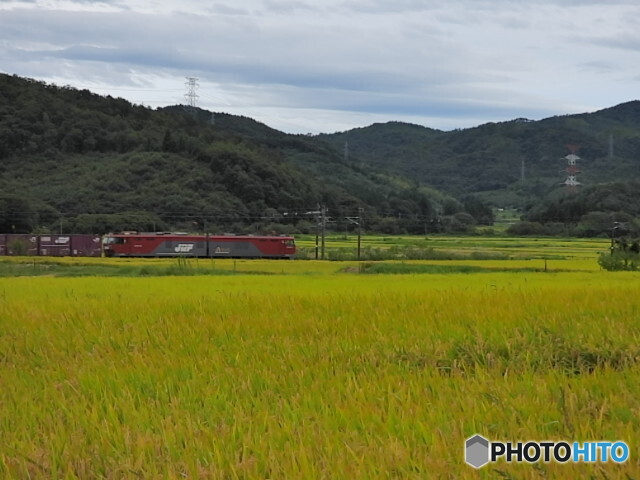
[3,72,639,238]
[320,103,640,207]
[0,74,473,235]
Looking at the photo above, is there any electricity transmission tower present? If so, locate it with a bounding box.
[563,145,582,192]
[184,77,199,116]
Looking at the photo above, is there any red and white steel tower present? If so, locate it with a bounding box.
[563,145,581,192]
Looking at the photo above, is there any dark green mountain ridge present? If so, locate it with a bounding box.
[0,74,461,234]
[318,101,640,235]
[320,101,640,201]
[2,73,640,236]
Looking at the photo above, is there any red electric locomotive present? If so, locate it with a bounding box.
[102,232,296,259]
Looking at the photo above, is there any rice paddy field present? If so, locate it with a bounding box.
[1,235,639,479]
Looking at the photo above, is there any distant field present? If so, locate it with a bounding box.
[0,235,611,276]
[1,236,637,479]
[295,234,610,261]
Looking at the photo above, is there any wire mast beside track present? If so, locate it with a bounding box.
[346,207,364,260]
[306,206,328,260]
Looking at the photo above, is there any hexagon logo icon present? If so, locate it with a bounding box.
[465,434,490,468]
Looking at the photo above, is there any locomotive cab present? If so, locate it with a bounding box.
[283,238,295,257]
[102,235,126,257]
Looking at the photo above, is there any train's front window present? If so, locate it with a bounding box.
[285,239,295,247]
[103,237,125,245]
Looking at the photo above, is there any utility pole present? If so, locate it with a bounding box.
[610,221,626,255]
[357,208,363,260]
[306,207,326,260]
[204,218,209,257]
[321,205,327,260]
[315,227,319,260]
[346,208,364,260]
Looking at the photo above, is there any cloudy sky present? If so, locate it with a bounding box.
[1,0,639,134]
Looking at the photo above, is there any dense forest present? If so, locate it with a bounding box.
[1,73,639,237]
[0,74,485,235]
[319,102,640,236]
[321,102,640,202]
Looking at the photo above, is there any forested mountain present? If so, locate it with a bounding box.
[2,73,639,237]
[320,102,640,208]
[317,101,640,236]
[0,74,475,235]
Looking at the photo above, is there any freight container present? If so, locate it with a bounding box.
[5,234,39,256]
[70,235,102,257]
[39,235,72,256]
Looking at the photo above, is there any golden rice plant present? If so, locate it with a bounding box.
[1,269,638,478]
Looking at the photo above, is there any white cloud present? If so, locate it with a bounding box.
[1,0,639,133]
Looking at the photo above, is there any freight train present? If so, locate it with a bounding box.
[0,234,102,256]
[103,232,296,259]
[0,232,296,259]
